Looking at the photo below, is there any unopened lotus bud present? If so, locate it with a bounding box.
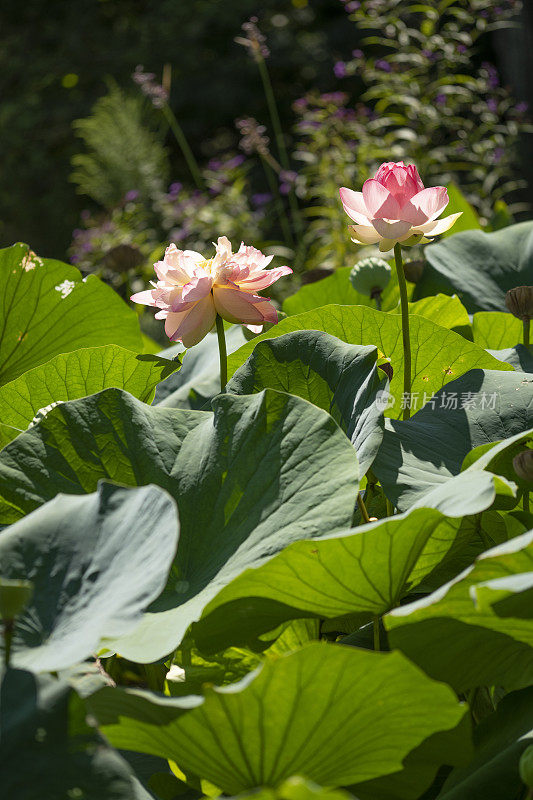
[0,579,33,621]
[350,257,391,299]
[519,745,533,789]
[403,259,425,283]
[513,450,533,482]
[505,286,533,320]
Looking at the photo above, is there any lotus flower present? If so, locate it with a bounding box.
[340,161,461,252]
[131,237,292,347]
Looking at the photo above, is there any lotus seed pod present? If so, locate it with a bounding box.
[519,745,533,789]
[403,259,425,283]
[513,450,533,482]
[350,257,391,297]
[0,578,33,621]
[505,286,533,320]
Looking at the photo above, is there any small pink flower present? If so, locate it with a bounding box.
[339,161,461,252]
[131,237,292,347]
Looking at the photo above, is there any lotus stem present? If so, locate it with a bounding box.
[394,243,412,420]
[216,314,228,393]
[3,619,13,668]
[357,491,371,524]
[371,288,382,311]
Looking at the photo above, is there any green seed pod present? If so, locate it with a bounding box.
[350,257,391,298]
[505,286,533,320]
[0,578,33,621]
[513,450,533,483]
[519,744,533,789]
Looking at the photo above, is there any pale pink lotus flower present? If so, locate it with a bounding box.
[131,237,292,347]
[339,161,462,252]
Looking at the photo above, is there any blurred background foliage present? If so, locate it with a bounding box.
[1,0,533,334]
[0,0,353,256]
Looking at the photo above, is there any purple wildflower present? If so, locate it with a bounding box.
[321,91,347,104]
[293,97,308,111]
[235,16,270,60]
[252,192,273,206]
[224,154,246,168]
[334,61,347,79]
[131,65,168,108]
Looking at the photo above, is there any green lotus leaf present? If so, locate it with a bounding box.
[227,306,510,420]
[0,483,179,671]
[87,643,469,795]
[386,530,533,692]
[282,266,401,316]
[227,332,386,475]
[191,470,510,654]
[0,668,152,799]
[414,221,533,313]
[473,311,523,349]
[0,388,358,662]
[373,369,532,510]
[0,345,180,449]
[0,243,142,386]
[439,686,533,800]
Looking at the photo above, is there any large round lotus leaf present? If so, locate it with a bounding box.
[191,470,508,654]
[0,483,179,672]
[0,668,152,799]
[87,643,468,795]
[386,530,533,692]
[373,369,533,510]
[0,345,180,449]
[0,388,359,662]
[414,222,533,313]
[227,332,386,475]
[439,686,533,800]
[227,305,510,420]
[0,243,142,386]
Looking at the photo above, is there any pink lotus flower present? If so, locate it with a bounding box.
[340,161,461,252]
[131,237,292,347]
